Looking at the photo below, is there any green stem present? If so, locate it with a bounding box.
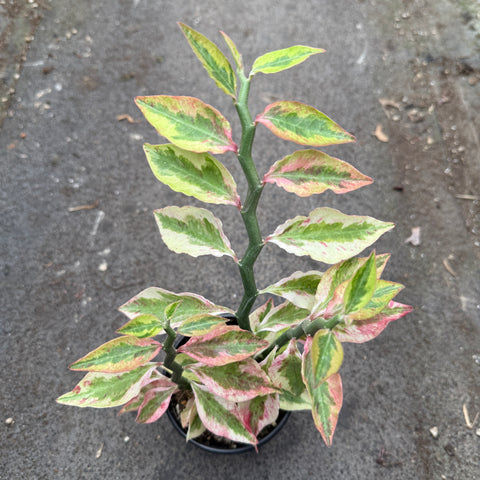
[234,72,264,331]
[163,323,189,389]
[256,315,342,362]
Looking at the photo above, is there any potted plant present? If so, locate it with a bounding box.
[57,23,412,452]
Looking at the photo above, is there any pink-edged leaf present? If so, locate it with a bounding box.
[118,371,164,414]
[192,383,258,445]
[236,395,280,436]
[259,271,323,310]
[344,251,377,314]
[256,301,310,333]
[154,206,237,261]
[334,301,413,343]
[187,358,277,402]
[301,338,343,446]
[135,95,237,154]
[178,324,269,366]
[266,207,394,264]
[263,149,372,197]
[136,378,178,424]
[56,363,158,408]
[256,101,355,147]
[249,298,275,333]
[144,143,241,207]
[268,339,310,410]
[119,286,234,328]
[69,337,161,373]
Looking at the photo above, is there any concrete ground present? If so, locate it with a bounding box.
[1,0,479,479]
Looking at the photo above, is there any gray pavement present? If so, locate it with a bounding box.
[1,1,479,479]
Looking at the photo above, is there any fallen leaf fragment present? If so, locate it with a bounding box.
[455,194,479,201]
[95,442,104,459]
[405,227,421,246]
[373,124,389,142]
[116,114,140,124]
[463,403,479,429]
[442,258,457,277]
[379,98,401,110]
[68,201,99,212]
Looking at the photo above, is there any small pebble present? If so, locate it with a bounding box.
[476,428,480,437]
[429,426,439,438]
[98,260,108,272]
[5,417,14,425]
[124,436,130,443]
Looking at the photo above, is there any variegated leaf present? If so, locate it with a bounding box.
[177,313,228,337]
[249,298,275,334]
[268,339,311,411]
[144,143,240,207]
[259,271,323,310]
[135,95,237,154]
[192,383,258,445]
[69,337,161,373]
[334,301,412,343]
[349,280,404,321]
[154,206,237,261]
[237,395,280,436]
[344,251,377,314]
[178,324,269,366]
[136,378,177,424]
[310,330,343,387]
[220,31,243,71]
[302,338,343,446]
[179,23,237,98]
[250,45,324,75]
[257,301,310,333]
[263,149,372,197]
[180,396,206,440]
[256,101,355,147]
[266,207,394,264]
[311,253,390,317]
[116,314,163,338]
[56,364,157,408]
[188,358,277,402]
[119,286,233,328]
[118,372,164,414]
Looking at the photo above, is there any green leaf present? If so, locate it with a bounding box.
[266,207,394,264]
[192,383,258,445]
[135,95,237,154]
[249,299,275,333]
[56,364,157,408]
[220,31,243,71]
[188,358,277,402]
[256,301,310,333]
[144,143,240,207]
[310,330,343,387]
[117,314,163,338]
[250,45,324,75]
[259,270,323,310]
[69,337,161,373]
[344,251,377,314]
[154,206,237,261]
[301,337,343,446]
[179,23,237,98]
[177,313,227,337]
[178,324,269,366]
[268,339,311,411]
[256,101,355,146]
[263,149,372,197]
[119,287,234,329]
[334,301,412,343]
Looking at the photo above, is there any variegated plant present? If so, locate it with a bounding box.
[57,23,412,449]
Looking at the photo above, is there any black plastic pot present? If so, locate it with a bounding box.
[166,314,291,453]
[166,403,290,454]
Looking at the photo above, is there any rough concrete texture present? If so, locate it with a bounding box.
[1,0,479,478]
